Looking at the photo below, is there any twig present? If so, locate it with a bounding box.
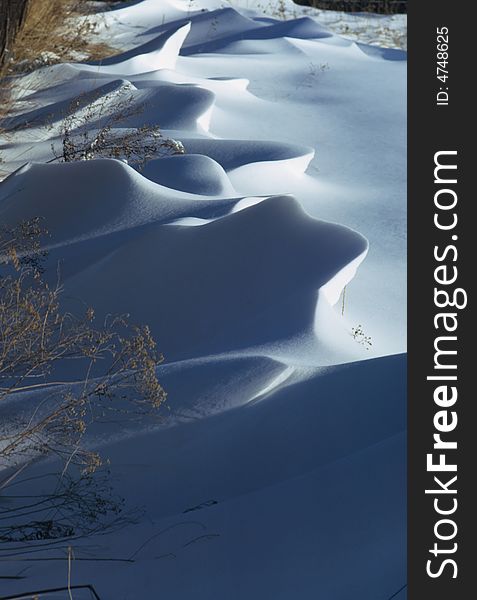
[0,556,134,563]
[0,584,102,600]
[182,533,220,548]
[341,284,346,316]
[129,521,206,560]
[67,546,74,600]
[386,583,407,600]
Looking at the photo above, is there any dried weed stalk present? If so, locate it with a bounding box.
[0,219,166,546]
[53,89,185,169]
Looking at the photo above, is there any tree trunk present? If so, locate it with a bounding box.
[0,0,30,65]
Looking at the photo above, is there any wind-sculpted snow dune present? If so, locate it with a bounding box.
[0,0,406,597]
[0,159,367,361]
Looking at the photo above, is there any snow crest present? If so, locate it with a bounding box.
[0,1,406,598]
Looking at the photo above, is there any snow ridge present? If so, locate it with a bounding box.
[0,2,406,598]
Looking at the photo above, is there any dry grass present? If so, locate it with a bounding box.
[5,0,114,73]
[0,0,116,125]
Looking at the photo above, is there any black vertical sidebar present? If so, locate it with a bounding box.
[408,2,475,599]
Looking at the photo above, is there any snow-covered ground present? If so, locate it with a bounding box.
[229,0,407,49]
[0,1,406,598]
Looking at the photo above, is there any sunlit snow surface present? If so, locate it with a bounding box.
[0,1,406,598]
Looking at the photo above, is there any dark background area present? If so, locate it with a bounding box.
[294,0,407,13]
[408,0,475,598]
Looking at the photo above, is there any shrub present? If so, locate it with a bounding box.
[0,218,166,547]
[351,324,372,349]
[52,90,185,168]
